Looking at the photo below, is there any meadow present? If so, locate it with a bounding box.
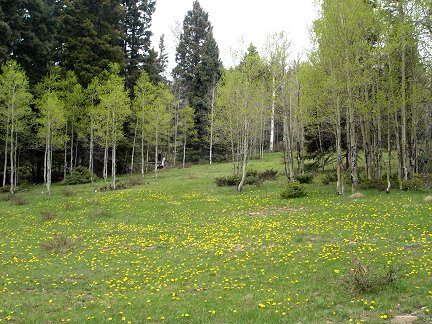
[0,153,431,323]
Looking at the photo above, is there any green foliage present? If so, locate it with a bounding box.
[280,181,307,199]
[401,177,426,192]
[123,0,156,91]
[296,173,314,184]
[174,1,221,144]
[60,0,126,86]
[62,166,92,185]
[320,172,337,185]
[258,169,278,181]
[343,259,401,294]
[215,169,277,187]
[215,173,260,187]
[358,178,388,191]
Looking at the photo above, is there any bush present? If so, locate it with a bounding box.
[258,169,278,181]
[343,258,401,294]
[401,177,426,192]
[10,194,28,205]
[40,210,56,221]
[296,173,314,184]
[63,166,92,185]
[41,233,77,253]
[215,169,278,187]
[98,181,127,192]
[358,178,389,191]
[321,172,337,185]
[280,182,307,199]
[215,175,240,187]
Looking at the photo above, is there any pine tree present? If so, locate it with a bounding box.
[0,0,59,85]
[173,1,221,156]
[60,0,126,86]
[122,0,156,93]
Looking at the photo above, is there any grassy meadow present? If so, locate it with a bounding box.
[1,153,431,323]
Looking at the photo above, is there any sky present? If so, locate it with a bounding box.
[151,0,319,74]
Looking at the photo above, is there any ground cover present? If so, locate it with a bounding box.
[0,153,431,323]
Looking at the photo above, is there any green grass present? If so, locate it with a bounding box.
[1,153,431,323]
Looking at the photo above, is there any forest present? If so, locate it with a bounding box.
[1,0,432,195]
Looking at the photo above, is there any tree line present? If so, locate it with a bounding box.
[1,0,432,195]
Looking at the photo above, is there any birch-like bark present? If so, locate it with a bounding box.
[335,94,344,195]
[173,102,179,167]
[237,119,248,192]
[130,119,138,174]
[269,75,276,152]
[3,117,10,188]
[9,90,15,194]
[209,79,216,164]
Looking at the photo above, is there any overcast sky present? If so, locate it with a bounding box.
[151,0,319,74]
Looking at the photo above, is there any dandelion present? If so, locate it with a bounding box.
[258,303,266,308]
[380,314,388,319]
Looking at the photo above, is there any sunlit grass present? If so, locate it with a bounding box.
[0,153,431,323]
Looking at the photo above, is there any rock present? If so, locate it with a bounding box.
[423,196,432,202]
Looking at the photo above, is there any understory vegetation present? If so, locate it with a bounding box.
[1,153,431,323]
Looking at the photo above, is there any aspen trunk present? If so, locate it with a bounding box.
[237,119,248,192]
[174,102,179,167]
[70,123,74,173]
[336,94,344,195]
[209,80,216,164]
[89,124,94,182]
[130,119,138,174]
[400,2,408,180]
[9,105,15,194]
[3,116,10,188]
[270,75,276,152]
[386,115,392,193]
[183,137,187,168]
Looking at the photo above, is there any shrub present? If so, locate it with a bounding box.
[10,194,28,205]
[62,188,75,197]
[358,178,388,191]
[216,169,277,187]
[98,181,127,192]
[280,182,307,199]
[296,173,314,184]
[401,177,426,192]
[343,258,401,294]
[126,177,145,187]
[321,172,337,185]
[258,169,278,181]
[40,210,56,221]
[63,166,92,185]
[41,233,77,253]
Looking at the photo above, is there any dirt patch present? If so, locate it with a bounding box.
[248,206,304,217]
[349,193,364,199]
[392,315,418,323]
[423,196,432,202]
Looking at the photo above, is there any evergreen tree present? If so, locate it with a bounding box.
[60,0,126,86]
[0,0,59,85]
[173,1,221,156]
[122,0,156,93]
[157,34,168,82]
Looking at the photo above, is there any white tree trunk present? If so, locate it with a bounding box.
[269,75,276,152]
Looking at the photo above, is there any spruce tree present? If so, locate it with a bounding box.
[0,0,59,85]
[60,0,126,86]
[122,0,156,93]
[173,1,221,157]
